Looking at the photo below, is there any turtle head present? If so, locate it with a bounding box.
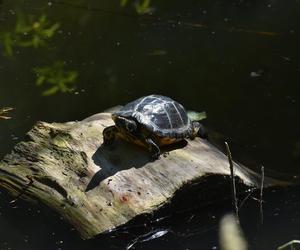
[191,121,208,139]
[112,115,137,133]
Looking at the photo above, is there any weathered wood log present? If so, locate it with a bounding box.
[0,112,277,239]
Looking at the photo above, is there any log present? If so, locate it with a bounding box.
[0,112,277,239]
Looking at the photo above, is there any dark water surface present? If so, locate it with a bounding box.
[0,0,300,249]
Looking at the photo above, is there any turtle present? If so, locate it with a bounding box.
[103,95,206,159]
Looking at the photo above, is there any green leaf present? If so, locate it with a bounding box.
[36,75,46,86]
[38,15,47,25]
[1,32,14,56]
[32,35,44,48]
[187,110,207,121]
[5,12,60,52]
[135,0,151,14]
[120,0,128,7]
[17,39,34,47]
[15,13,30,33]
[42,86,59,96]
[43,23,60,38]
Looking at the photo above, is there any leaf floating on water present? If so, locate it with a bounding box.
[126,229,169,250]
[126,239,138,250]
[179,21,208,29]
[0,115,12,120]
[140,229,169,242]
[187,110,207,121]
[250,69,265,78]
[0,107,14,113]
[148,49,167,56]
[0,107,14,120]
[230,27,278,36]
[176,21,278,37]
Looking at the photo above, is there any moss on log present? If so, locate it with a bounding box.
[0,112,272,239]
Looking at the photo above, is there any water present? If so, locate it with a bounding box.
[0,0,299,249]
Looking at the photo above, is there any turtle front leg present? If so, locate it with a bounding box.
[190,121,208,140]
[103,126,118,145]
[197,123,208,139]
[145,138,161,160]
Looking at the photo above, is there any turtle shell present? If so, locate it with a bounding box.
[113,95,193,138]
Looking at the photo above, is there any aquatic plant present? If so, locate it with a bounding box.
[0,13,60,56]
[120,0,153,14]
[33,61,78,96]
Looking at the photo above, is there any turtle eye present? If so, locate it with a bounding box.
[125,121,137,132]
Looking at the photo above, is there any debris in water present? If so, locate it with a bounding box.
[126,229,169,250]
[0,107,13,119]
[250,70,264,78]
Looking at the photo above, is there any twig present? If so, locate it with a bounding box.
[224,142,239,219]
[259,166,264,225]
[277,240,300,250]
[238,188,256,209]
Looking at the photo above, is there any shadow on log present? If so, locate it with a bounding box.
[0,112,286,239]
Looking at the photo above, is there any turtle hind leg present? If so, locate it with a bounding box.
[103,126,118,145]
[146,138,161,160]
[198,124,208,139]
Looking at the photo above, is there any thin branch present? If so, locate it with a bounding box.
[238,188,256,209]
[225,142,239,219]
[259,166,264,225]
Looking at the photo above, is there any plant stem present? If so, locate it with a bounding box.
[225,142,239,219]
[259,166,264,225]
